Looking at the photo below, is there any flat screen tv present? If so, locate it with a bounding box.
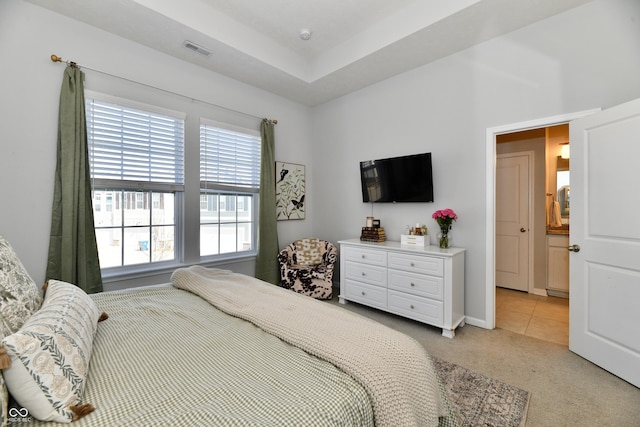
[360,152,434,203]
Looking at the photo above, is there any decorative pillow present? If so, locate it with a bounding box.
[1,280,100,423]
[0,235,43,338]
[295,238,324,266]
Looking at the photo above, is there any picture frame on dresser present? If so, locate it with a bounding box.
[338,239,465,338]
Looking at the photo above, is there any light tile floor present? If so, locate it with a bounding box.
[495,287,569,346]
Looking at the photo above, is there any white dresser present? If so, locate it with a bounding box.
[338,239,465,338]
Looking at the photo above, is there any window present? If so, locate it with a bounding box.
[200,121,260,257]
[87,95,185,270]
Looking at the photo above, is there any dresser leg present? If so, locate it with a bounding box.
[442,329,455,339]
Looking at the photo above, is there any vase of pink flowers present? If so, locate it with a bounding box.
[432,208,458,248]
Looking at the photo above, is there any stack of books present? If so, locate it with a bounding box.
[360,227,386,242]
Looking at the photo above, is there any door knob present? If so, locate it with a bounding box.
[520,227,526,233]
[568,244,580,252]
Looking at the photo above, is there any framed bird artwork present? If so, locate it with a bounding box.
[275,161,305,220]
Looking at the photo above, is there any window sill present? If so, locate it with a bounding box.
[101,253,257,285]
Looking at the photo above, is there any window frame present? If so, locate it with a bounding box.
[86,91,186,278]
[199,119,261,260]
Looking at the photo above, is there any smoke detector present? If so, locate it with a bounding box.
[299,29,312,41]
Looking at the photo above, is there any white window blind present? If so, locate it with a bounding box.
[87,98,185,191]
[200,122,261,192]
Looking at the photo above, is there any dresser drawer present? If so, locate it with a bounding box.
[345,280,387,309]
[387,252,443,277]
[388,290,443,326]
[343,246,387,267]
[344,261,387,287]
[388,269,444,301]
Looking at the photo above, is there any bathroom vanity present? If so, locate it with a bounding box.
[547,232,569,297]
[546,150,570,297]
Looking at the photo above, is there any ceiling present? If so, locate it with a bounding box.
[27,0,591,106]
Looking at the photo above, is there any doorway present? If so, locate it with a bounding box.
[484,109,599,331]
[494,128,569,344]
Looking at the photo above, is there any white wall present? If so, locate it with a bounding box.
[310,0,640,323]
[0,0,315,289]
[2,0,640,325]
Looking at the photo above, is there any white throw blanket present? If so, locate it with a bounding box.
[171,266,446,427]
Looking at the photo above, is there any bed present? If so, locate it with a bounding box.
[0,237,457,426]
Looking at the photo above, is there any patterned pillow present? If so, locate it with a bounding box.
[1,280,100,423]
[295,238,324,266]
[0,235,43,427]
[0,235,43,337]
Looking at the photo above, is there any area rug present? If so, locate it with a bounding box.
[432,356,530,427]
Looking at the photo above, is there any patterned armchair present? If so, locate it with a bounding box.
[277,238,337,300]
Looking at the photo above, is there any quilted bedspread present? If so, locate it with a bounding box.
[10,284,374,426]
[172,266,448,427]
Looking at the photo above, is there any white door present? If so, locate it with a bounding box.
[569,97,640,388]
[495,153,530,292]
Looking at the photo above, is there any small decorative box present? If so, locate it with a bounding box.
[400,234,428,246]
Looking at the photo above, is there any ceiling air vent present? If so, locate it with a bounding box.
[183,41,211,56]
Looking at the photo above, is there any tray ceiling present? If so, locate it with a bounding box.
[27,0,592,106]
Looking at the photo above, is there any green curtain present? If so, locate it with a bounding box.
[255,119,280,284]
[46,66,103,293]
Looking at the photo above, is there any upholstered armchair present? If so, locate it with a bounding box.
[277,238,337,300]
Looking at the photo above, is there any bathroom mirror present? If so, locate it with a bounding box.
[556,164,570,219]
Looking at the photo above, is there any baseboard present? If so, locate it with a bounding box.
[546,289,568,298]
[464,316,489,329]
[532,288,548,297]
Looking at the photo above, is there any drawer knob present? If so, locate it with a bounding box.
[410,262,415,267]
[361,272,366,276]
[361,291,366,296]
[361,255,365,259]
[410,305,415,309]
[410,282,415,287]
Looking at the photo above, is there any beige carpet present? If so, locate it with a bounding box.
[330,297,640,427]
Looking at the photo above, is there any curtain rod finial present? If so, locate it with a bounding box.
[51,54,63,63]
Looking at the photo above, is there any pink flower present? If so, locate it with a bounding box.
[433,209,458,247]
[443,209,457,220]
[432,208,458,221]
